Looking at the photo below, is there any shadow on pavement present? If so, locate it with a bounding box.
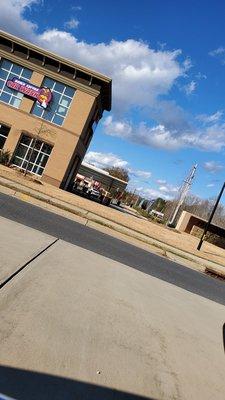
[0,365,157,400]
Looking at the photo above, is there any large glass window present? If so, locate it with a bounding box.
[31,77,75,126]
[12,134,53,176]
[0,123,10,149]
[0,59,32,108]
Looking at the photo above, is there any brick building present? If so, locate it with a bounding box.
[0,30,111,189]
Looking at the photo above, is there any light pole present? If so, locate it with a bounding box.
[197,182,225,251]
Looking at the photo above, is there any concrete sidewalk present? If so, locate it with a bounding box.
[0,217,225,400]
[0,164,225,277]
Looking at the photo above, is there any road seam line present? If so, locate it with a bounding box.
[0,238,59,290]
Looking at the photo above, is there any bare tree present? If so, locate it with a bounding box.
[24,122,54,177]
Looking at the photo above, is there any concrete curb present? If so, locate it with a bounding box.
[0,175,225,277]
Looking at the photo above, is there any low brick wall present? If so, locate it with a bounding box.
[190,225,225,249]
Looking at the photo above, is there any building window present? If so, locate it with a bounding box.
[31,77,75,126]
[0,123,10,149]
[12,134,53,176]
[0,59,32,108]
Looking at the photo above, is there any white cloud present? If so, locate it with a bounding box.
[195,72,207,80]
[0,2,185,114]
[196,111,223,124]
[184,80,196,95]
[84,151,129,169]
[71,5,82,11]
[1,1,224,154]
[0,0,39,41]
[129,170,152,179]
[64,18,79,30]
[84,152,152,184]
[36,31,184,113]
[103,115,225,151]
[207,183,215,188]
[156,179,167,185]
[135,187,174,201]
[203,161,224,173]
[209,47,225,57]
[158,184,178,194]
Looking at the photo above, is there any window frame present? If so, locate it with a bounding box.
[12,133,53,176]
[31,77,75,126]
[0,58,32,109]
[0,123,11,149]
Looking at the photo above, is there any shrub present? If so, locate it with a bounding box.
[0,149,11,165]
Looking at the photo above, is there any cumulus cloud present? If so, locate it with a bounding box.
[84,151,152,183]
[64,18,79,30]
[0,0,39,41]
[103,115,225,151]
[1,1,223,154]
[135,186,175,201]
[0,1,186,114]
[36,31,184,113]
[84,151,129,169]
[203,161,224,173]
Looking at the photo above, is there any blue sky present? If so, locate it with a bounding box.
[1,0,225,202]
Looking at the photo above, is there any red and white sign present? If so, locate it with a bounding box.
[6,77,52,109]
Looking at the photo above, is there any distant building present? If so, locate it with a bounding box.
[77,162,128,192]
[0,30,111,189]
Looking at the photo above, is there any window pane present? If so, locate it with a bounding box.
[4,85,14,95]
[52,114,63,126]
[51,92,60,104]
[57,105,67,115]
[60,97,71,107]
[10,97,21,108]
[64,86,75,97]
[0,69,8,80]
[37,153,48,167]
[54,82,65,93]
[13,157,23,167]
[32,103,43,117]
[42,143,52,154]
[20,135,31,145]
[0,92,11,104]
[1,60,12,71]
[16,144,27,158]
[0,124,10,136]
[0,135,6,149]
[43,77,54,89]
[0,79,4,90]
[34,140,42,150]
[11,64,22,75]
[36,166,44,176]
[43,110,54,122]
[21,68,32,80]
[29,149,39,163]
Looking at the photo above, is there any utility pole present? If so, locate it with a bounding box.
[197,182,225,251]
[167,164,197,228]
